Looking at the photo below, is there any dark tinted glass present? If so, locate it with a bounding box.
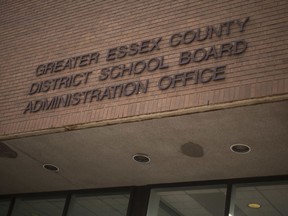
[147,185,227,216]
[67,192,130,216]
[230,182,288,216]
[11,196,65,216]
[0,199,10,216]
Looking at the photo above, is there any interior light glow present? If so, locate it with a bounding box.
[248,203,261,209]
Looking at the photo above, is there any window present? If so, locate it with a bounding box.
[0,199,10,216]
[11,196,66,216]
[229,182,288,216]
[147,185,227,216]
[67,192,130,216]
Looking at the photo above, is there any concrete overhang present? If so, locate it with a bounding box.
[0,100,287,195]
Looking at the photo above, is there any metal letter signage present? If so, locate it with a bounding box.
[24,17,250,114]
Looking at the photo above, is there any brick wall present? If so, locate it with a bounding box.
[0,0,287,138]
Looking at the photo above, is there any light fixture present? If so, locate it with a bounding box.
[43,164,59,172]
[248,203,261,209]
[230,144,251,154]
[132,153,151,163]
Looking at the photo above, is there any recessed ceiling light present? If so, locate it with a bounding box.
[43,164,59,172]
[248,203,261,209]
[132,154,151,164]
[230,144,251,154]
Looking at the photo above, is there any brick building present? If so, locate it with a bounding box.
[0,0,287,215]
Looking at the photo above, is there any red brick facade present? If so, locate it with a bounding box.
[0,0,287,138]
